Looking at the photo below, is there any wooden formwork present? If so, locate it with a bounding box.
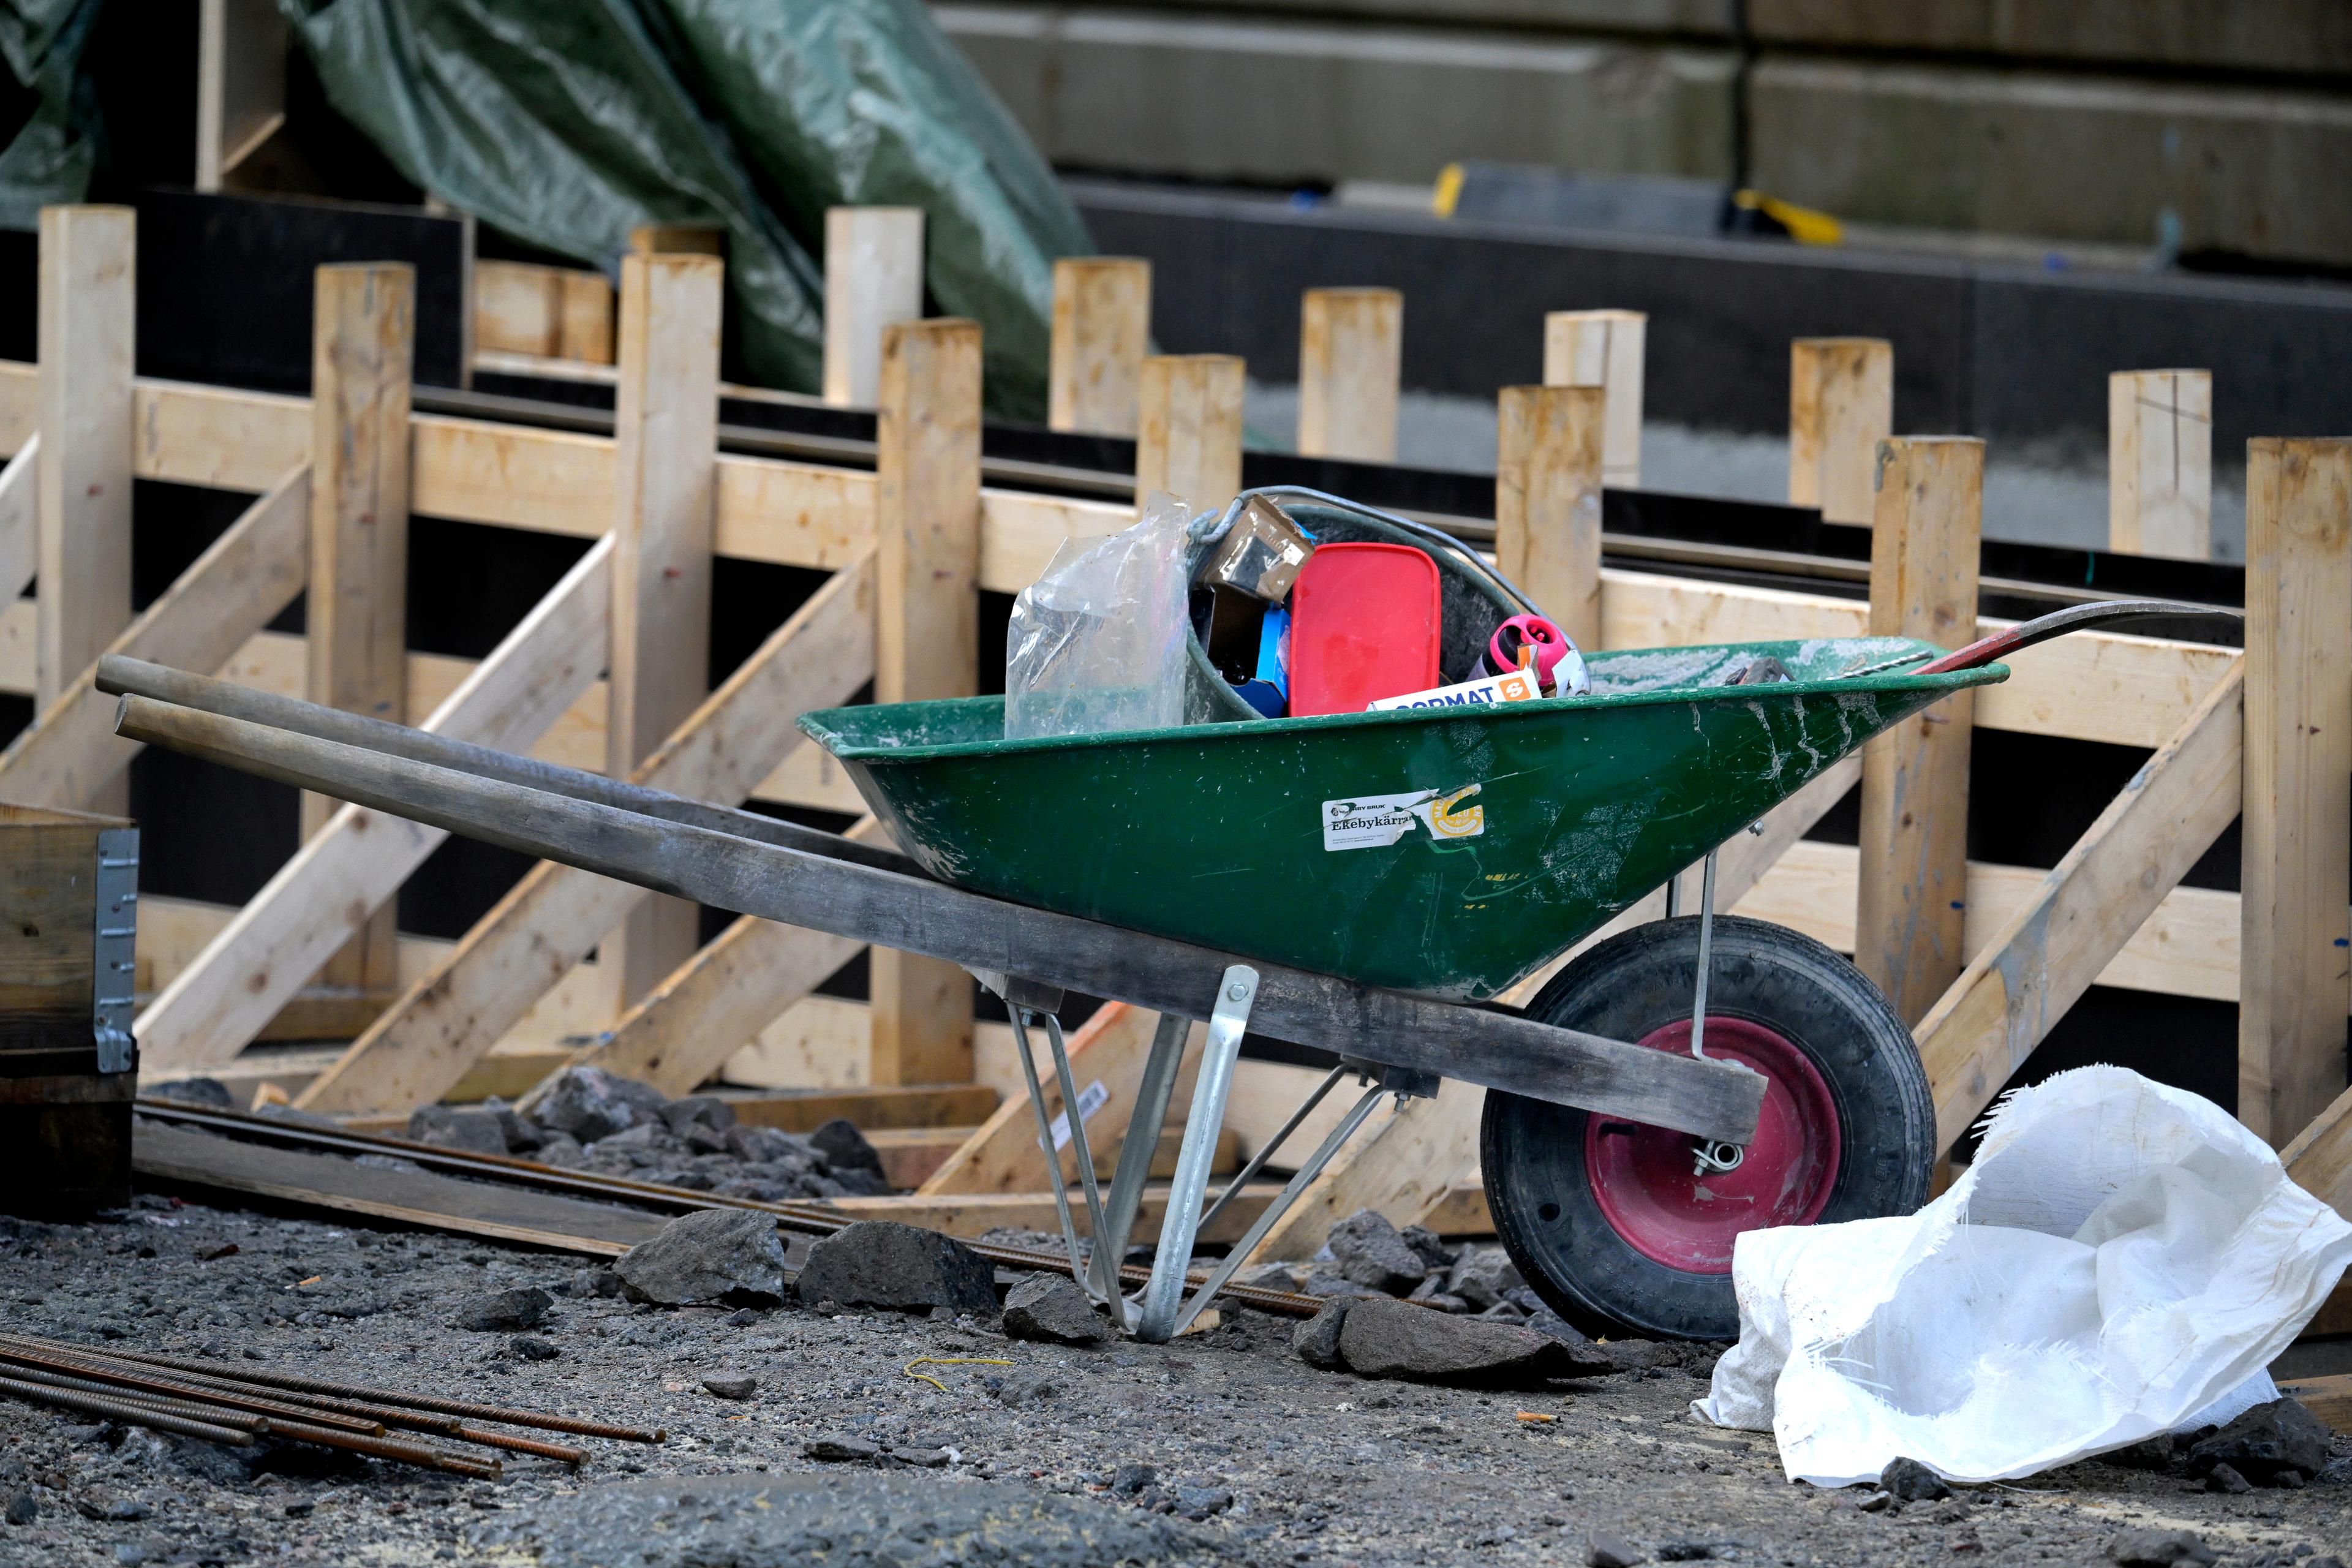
[0,202,2343,1280]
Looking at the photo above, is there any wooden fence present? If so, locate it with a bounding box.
[2,202,2346,1271]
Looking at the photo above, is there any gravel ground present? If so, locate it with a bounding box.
[3,1195,2347,1567]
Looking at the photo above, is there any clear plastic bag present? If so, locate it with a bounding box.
[1005,492,1196,741]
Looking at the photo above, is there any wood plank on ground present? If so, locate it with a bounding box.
[133,1118,652,1256]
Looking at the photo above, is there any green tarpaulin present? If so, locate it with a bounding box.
[0,0,104,231]
[277,0,1091,414]
[0,0,1091,415]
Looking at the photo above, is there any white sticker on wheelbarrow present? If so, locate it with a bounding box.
[1322,785,1484,850]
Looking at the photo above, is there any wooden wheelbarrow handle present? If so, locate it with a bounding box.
[1915,600,2243,676]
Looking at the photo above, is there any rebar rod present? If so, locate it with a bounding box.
[32,1337,661,1443]
[0,1341,385,1433]
[0,1373,254,1446]
[0,1365,271,1433]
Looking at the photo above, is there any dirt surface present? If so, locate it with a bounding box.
[3,1196,2348,1567]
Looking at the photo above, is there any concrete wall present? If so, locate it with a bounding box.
[935,1,2352,266]
[1071,179,2352,447]
[938,7,1734,187]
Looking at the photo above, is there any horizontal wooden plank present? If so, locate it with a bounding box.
[871,1122,1235,1190]
[2276,1374,2352,1433]
[1599,569,2233,748]
[1734,839,2241,1002]
[1420,1179,1494,1236]
[408,414,612,534]
[143,1036,592,1114]
[132,377,308,491]
[715,1084,1003,1134]
[826,1183,1283,1243]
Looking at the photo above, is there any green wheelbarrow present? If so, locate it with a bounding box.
[97,496,2233,1343]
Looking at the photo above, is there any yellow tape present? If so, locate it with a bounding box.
[902,1355,1012,1393]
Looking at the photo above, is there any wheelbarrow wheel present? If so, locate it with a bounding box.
[1480,915,1932,1341]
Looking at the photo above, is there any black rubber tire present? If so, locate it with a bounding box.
[1480,916,1932,1341]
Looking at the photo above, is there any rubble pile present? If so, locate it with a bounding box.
[403,1066,895,1201]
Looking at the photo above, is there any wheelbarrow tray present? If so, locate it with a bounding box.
[801,635,2006,1001]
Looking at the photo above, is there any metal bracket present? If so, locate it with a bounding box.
[92,829,138,1076]
[1136,965,1258,1340]
[1005,1002,1114,1322]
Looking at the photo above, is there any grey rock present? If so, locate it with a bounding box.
[1880,1456,1950,1501]
[536,1066,668,1144]
[452,1287,553,1332]
[508,1336,560,1362]
[1301,1272,1386,1302]
[2109,1527,2217,1566]
[1172,1486,1231,1520]
[2,1491,33,1526]
[1587,1527,1642,1567]
[809,1117,886,1177]
[252,1101,342,1130]
[725,1125,816,1167]
[1111,1463,1156,1496]
[1399,1224,1453,1268]
[535,1133,586,1168]
[1336,1296,1612,1386]
[1001,1275,1111,1346]
[1447,1246,1526,1311]
[464,1469,1215,1568]
[103,1499,151,1521]
[564,1268,624,1299]
[1856,1490,1893,1513]
[170,1441,251,1486]
[614,1208,789,1306]
[1292,1298,1355,1370]
[1325,1209,1428,1293]
[794,1221,995,1315]
[893,1447,951,1468]
[2204,1461,2253,1494]
[2106,1437,2178,1471]
[2187,1398,2333,1484]
[1231,1262,1303,1293]
[146,1078,233,1109]
[407,1104,510,1156]
[804,1435,882,1463]
[986,1371,1059,1408]
[660,1096,738,1140]
[703,1376,756,1400]
[488,1100,546,1152]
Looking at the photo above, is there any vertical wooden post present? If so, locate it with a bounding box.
[37,204,136,788]
[2239,437,2352,1146]
[1855,437,1982,1025]
[870,318,982,1086]
[304,262,415,992]
[1048,257,1150,437]
[1544,309,1643,488]
[1134,354,1244,514]
[605,252,723,1008]
[1493,385,1604,650]
[2109,369,2213,560]
[1297,287,1401,463]
[823,207,925,409]
[1789,337,1893,525]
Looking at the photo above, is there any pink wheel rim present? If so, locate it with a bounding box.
[1583,1017,1841,1273]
